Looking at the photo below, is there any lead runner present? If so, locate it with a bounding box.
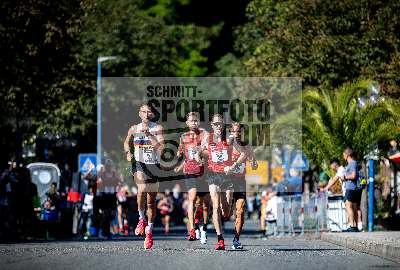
[123,103,165,249]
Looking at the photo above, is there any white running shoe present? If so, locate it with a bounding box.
[195,229,200,240]
[232,239,243,250]
[200,226,207,244]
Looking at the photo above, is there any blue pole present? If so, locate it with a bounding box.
[368,159,374,232]
[97,60,102,166]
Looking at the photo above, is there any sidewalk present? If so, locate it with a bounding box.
[321,231,400,263]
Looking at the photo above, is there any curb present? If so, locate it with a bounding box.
[321,233,400,264]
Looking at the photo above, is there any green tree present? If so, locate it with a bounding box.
[227,0,400,97]
[303,79,400,168]
[0,0,89,160]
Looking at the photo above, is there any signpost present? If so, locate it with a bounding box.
[78,153,97,174]
[290,150,309,171]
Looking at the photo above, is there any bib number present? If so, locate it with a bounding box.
[188,148,199,161]
[135,146,157,164]
[211,150,228,163]
[143,148,155,163]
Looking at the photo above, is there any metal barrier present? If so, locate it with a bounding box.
[326,195,348,232]
[275,192,328,236]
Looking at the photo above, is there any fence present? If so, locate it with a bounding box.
[274,192,346,235]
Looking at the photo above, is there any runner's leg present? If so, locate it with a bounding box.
[221,189,233,221]
[234,198,246,237]
[209,184,222,235]
[188,188,197,231]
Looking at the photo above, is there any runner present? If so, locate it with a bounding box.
[157,191,174,235]
[225,122,258,249]
[116,183,129,236]
[123,103,165,249]
[174,112,210,244]
[203,114,235,250]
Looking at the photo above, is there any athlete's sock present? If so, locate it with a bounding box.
[139,210,145,220]
[217,234,224,241]
[146,223,153,233]
[233,229,239,241]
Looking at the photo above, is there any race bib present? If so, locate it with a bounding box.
[211,149,228,163]
[143,148,156,164]
[188,148,199,161]
[135,145,157,164]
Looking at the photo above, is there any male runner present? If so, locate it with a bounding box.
[224,122,258,249]
[174,112,210,244]
[204,114,246,250]
[124,104,165,249]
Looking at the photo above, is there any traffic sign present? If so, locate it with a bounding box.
[290,150,309,171]
[245,160,269,185]
[78,153,97,174]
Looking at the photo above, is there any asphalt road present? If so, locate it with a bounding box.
[1,221,399,270]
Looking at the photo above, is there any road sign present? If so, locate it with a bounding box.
[78,153,97,174]
[245,160,269,185]
[271,166,284,182]
[290,150,309,171]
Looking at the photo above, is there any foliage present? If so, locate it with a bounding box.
[228,0,400,98]
[303,79,400,168]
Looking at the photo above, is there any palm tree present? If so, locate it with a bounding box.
[303,79,400,168]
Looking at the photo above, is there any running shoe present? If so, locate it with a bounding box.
[232,239,243,250]
[342,226,359,232]
[144,228,153,250]
[200,226,207,245]
[186,228,197,241]
[215,239,225,250]
[135,218,147,236]
[124,223,129,236]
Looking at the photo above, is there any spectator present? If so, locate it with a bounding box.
[79,186,94,240]
[60,163,72,195]
[116,183,129,236]
[388,140,400,215]
[342,147,361,232]
[157,191,174,235]
[288,168,303,193]
[260,190,268,233]
[265,190,278,237]
[97,159,121,239]
[246,193,255,219]
[46,183,60,211]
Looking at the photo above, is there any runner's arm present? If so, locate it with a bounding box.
[149,125,165,156]
[124,126,135,161]
[246,145,258,170]
[200,132,209,160]
[323,175,340,192]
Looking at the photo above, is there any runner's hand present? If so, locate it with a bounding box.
[224,166,234,175]
[126,152,133,162]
